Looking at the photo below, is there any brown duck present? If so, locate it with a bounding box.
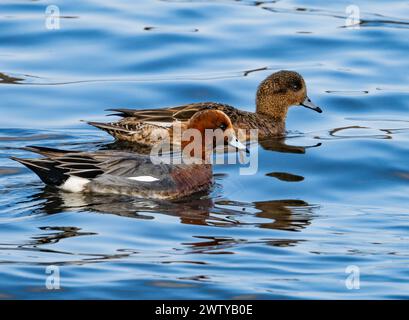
[88,70,322,145]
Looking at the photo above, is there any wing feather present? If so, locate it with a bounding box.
[106,102,234,122]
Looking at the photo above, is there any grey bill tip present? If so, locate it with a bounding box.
[301,96,323,113]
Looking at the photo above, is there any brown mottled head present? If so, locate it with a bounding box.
[256,70,322,120]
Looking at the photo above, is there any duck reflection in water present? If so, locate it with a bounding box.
[100,134,322,156]
[30,187,316,237]
[253,199,316,231]
[258,137,321,154]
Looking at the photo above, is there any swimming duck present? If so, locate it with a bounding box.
[88,70,322,144]
[12,110,247,200]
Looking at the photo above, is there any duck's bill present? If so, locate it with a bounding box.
[301,96,323,113]
[228,136,250,154]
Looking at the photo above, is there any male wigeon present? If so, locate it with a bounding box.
[88,70,322,144]
[11,110,247,200]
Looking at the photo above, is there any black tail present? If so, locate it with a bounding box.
[11,157,68,187]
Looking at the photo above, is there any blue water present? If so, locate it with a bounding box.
[1,0,409,299]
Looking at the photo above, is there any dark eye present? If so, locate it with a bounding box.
[290,79,302,91]
[219,123,227,131]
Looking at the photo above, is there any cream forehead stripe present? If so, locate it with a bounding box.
[128,176,160,182]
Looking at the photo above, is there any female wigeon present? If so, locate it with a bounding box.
[88,70,322,144]
[12,110,247,200]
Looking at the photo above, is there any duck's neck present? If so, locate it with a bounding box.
[256,99,288,122]
[255,83,289,122]
[254,98,287,138]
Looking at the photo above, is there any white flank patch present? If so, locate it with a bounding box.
[128,176,160,182]
[60,176,90,193]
